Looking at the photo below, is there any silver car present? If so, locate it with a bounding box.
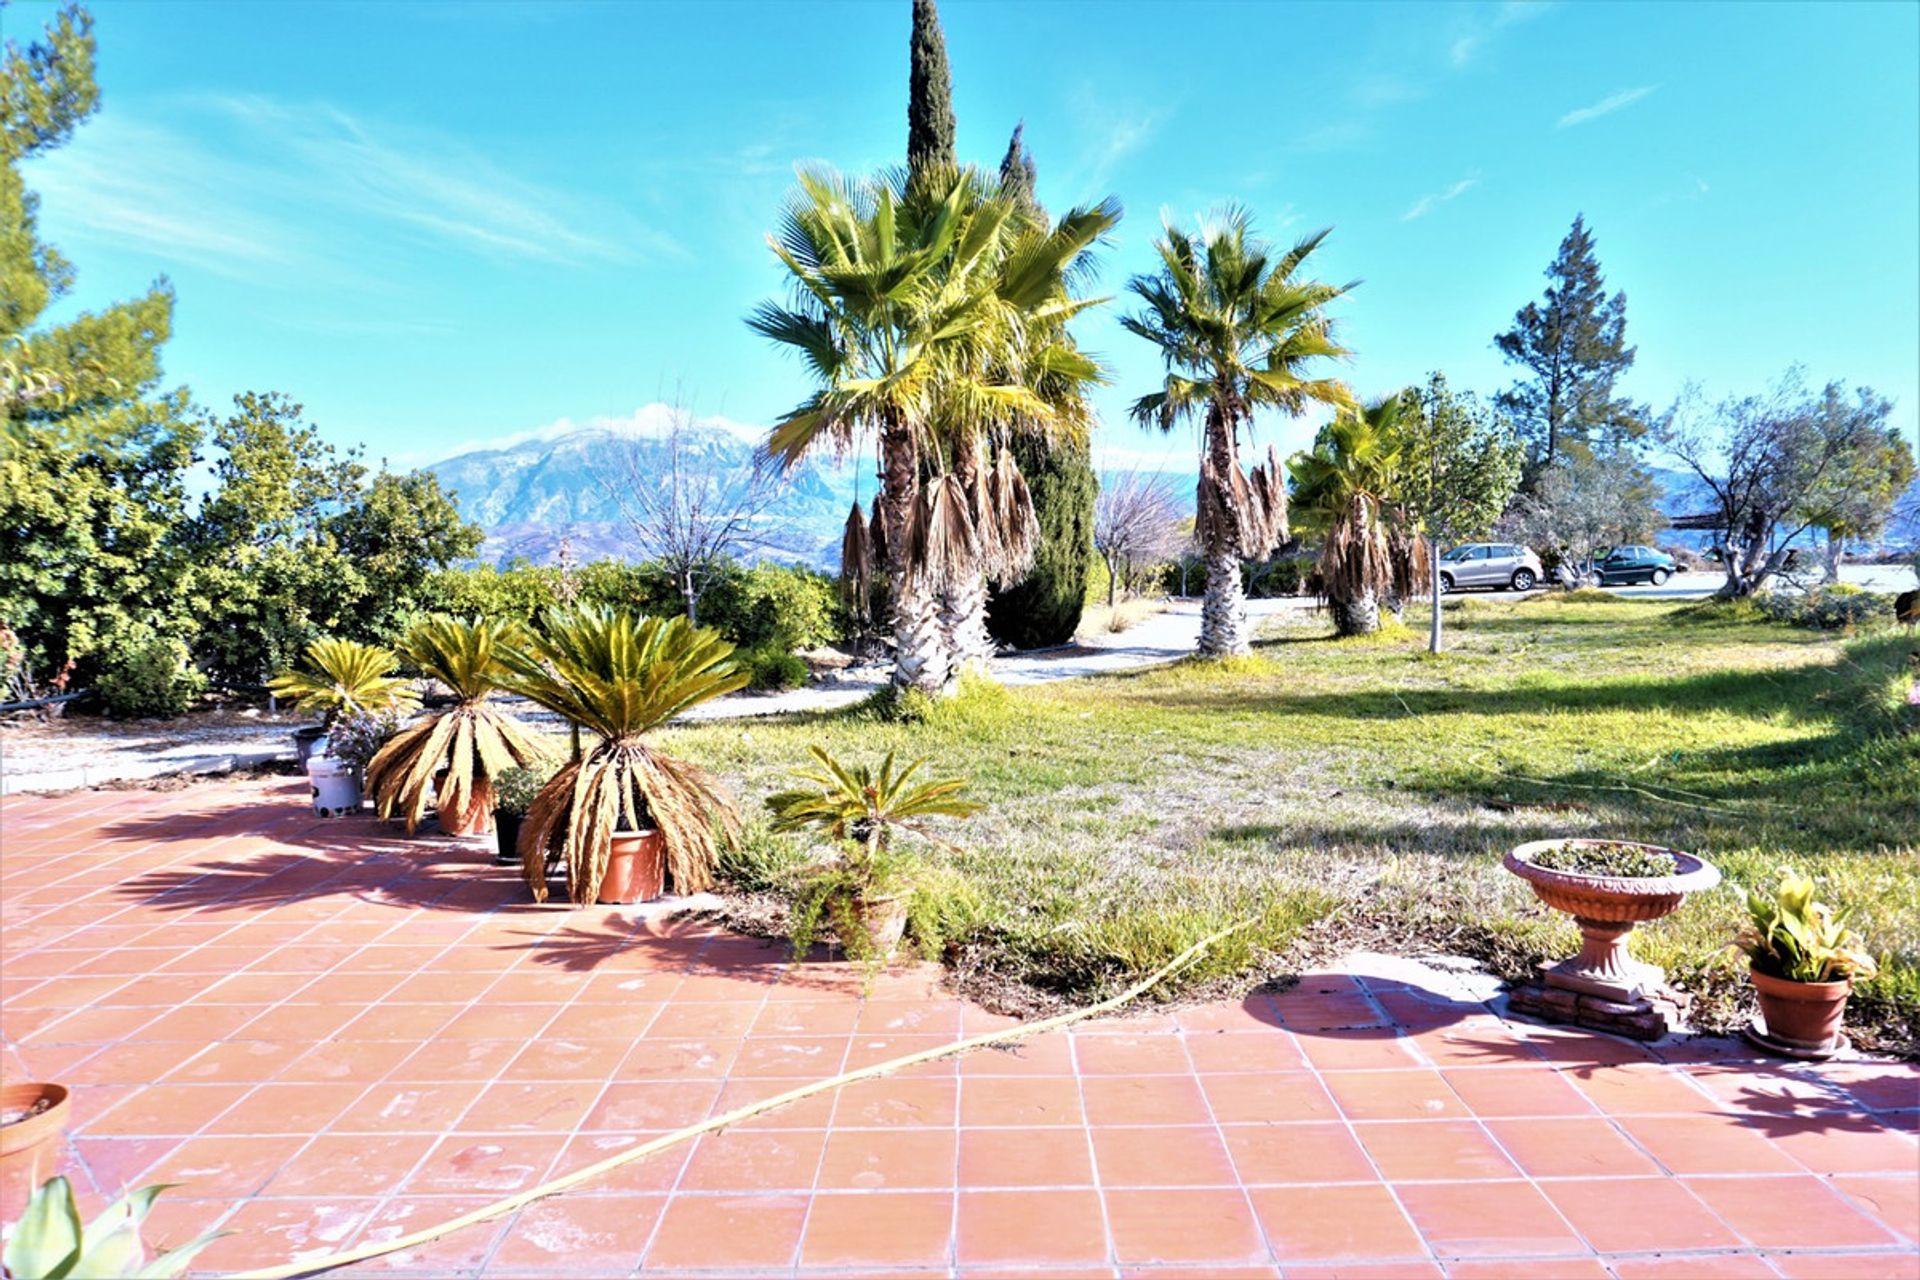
[1438,543,1543,593]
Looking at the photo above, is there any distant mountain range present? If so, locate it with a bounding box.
[424,425,1914,568]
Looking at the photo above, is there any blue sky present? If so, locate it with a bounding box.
[14,0,1919,472]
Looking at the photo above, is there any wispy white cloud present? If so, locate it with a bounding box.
[1401,175,1480,222]
[1451,0,1553,68]
[25,92,677,286]
[1064,85,1174,193]
[1557,85,1659,128]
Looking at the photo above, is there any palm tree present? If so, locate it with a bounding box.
[267,637,417,724]
[1122,210,1355,656]
[751,165,1117,691]
[364,616,546,835]
[1288,395,1429,636]
[496,609,747,904]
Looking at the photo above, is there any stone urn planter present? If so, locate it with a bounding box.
[1504,838,1720,1038]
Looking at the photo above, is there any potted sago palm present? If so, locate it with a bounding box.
[765,746,980,961]
[268,637,418,765]
[365,616,547,837]
[497,608,748,904]
[1732,867,1879,1058]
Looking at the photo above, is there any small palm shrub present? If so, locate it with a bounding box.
[365,616,546,833]
[2,1177,222,1279]
[765,747,981,960]
[267,637,417,725]
[498,608,748,903]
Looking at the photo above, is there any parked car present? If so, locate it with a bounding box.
[1437,543,1544,593]
[1588,545,1679,586]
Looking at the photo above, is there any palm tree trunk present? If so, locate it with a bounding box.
[1332,590,1379,637]
[1196,405,1251,657]
[938,434,993,677]
[1199,544,1251,655]
[882,413,947,693]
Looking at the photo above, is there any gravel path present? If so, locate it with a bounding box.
[0,600,1301,794]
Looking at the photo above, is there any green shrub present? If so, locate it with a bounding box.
[95,631,206,718]
[731,564,841,651]
[1759,585,1890,631]
[743,646,809,691]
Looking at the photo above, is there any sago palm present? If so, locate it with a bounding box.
[765,745,981,857]
[1288,395,1428,637]
[497,608,748,904]
[1123,209,1355,656]
[364,616,547,834]
[267,637,417,723]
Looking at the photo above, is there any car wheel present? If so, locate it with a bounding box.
[1511,569,1537,591]
[1651,568,1671,585]
[1438,572,1454,594]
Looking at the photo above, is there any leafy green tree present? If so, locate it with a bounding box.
[1506,447,1664,581]
[1809,423,1915,580]
[1,2,202,691]
[332,468,482,639]
[1495,215,1644,481]
[1124,210,1353,655]
[1398,373,1524,652]
[906,0,956,180]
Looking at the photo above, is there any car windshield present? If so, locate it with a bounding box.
[1442,547,1476,562]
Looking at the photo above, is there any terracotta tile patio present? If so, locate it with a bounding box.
[1,776,1916,1279]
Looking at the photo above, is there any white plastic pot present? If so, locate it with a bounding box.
[306,754,363,817]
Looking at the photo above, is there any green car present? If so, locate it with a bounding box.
[1589,545,1679,586]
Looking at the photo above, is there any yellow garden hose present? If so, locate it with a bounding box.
[226,923,1245,1280]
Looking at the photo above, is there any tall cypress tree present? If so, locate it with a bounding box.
[906,0,956,178]
[986,123,1097,648]
[1494,215,1644,483]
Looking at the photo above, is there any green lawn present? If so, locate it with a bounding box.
[661,595,1920,1054]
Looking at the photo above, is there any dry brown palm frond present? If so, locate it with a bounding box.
[518,741,741,904]
[983,447,1039,585]
[366,701,549,834]
[1317,492,1395,606]
[839,501,873,613]
[1386,520,1431,602]
[868,499,889,574]
[1247,444,1289,554]
[1197,452,1261,558]
[908,473,981,587]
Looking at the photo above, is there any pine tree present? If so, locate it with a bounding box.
[906,0,956,179]
[1494,215,1643,482]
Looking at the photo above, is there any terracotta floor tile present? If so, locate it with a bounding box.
[957,1126,1094,1188]
[260,1132,438,1196]
[349,1195,512,1274]
[614,1036,738,1080]
[1298,1028,1427,1072]
[958,1031,1075,1075]
[1202,1070,1342,1124]
[1406,1024,1544,1070]
[580,1079,724,1131]
[1073,1033,1193,1075]
[817,1126,956,1190]
[959,1075,1084,1127]
[1091,1124,1238,1187]
[681,1127,828,1192]
[1183,1030,1308,1073]
[1438,1066,1597,1119]
[140,1134,311,1197]
[1615,1114,1807,1174]
[1103,1187,1267,1265]
[1834,1172,1920,1243]
[1765,1117,1920,1175]
[400,1133,564,1195]
[856,998,964,1035]
[539,1000,659,1041]
[235,1002,362,1042]
[844,1033,961,1072]
[277,1039,418,1085]
[186,1196,379,1273]
[1820,1062,1920,1113]
[497,1037,633,1082]
[1570,1062,1723,1116]
[461,1079,604,1132]
[816,1075,955,1128]
[69,1135,180,1197]
[1394,1181,1586,1258]
[487,1192,664,1272]
[1540,1176,1741,1253]
[801,1189,954,1267]
[1767,1250,1920,1279]
[1266,1264,1439,1279]
[1080,1075,1214,1127]
[87,1083,244,1136]
[1609,1255,1778,1280]
[1323,1070,1466,1122]
[60,1039,203,1085]
[1221,1121,1376,1185]
[546,1130,689,1194]
[752,998,863,1037]
[731,1036,849,1078]
[1482,1117,1660,1178]
[956,1188,1109,1267]
[1247,1183,1426,1263]
[1354,1120,1519,1182]
[1685,1175,1900,1249]
[387,1037,520,1082]
[645,1192,807,1270]
[334,1081,485,1133]
[204,1082,369,1136]
[1444,1260,1610,1279]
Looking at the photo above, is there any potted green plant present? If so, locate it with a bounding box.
[2,1176,223,1278]
[497,608,748,905]
[491,758,557,866]
[1,1083,67,1221]
[365,616,547,837]
[268,637,418,764]
[1731,867,1878,1058]
[1504,838,1720,1001]
[319,708,403,813]
[765,746,980,961]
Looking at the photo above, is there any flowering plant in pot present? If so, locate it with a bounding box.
[2,1175,224,1278]
[491,758,558,866]
[498,609,747,905]
[765,746,980,962]
[365,616,546,837]
[268,637,418,764]
[1731,867,1878,1057]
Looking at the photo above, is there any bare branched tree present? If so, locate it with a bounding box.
[596,401,787,626]
[1094,468,1184,608]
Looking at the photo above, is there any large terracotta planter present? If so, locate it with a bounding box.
[1505,839,1720,1001]
[1,1082,69,1220]
[597,829,665,904]
[437,779,495,837]
[1750,967,1851,1054]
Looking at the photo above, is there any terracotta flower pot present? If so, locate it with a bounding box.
[597,829,665,904]
[437,779,495,837]
[1,1082,70,1220]
[1504,838,1720,1002]
[1750,966,1852,1053]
